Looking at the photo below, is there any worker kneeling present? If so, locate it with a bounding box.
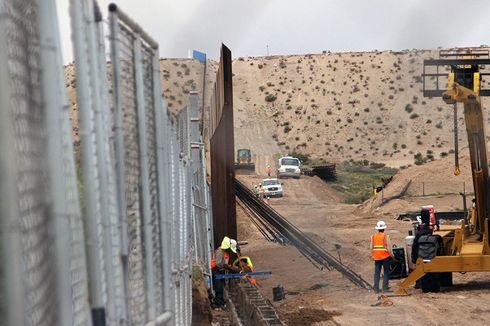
[233,256,257,286]
[370,220,393,293]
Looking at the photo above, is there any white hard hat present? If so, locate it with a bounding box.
[229,239,237,253]
[416,216,422,224]
[375,220,387,230]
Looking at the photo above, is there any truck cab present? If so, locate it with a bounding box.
[277,156,301,179]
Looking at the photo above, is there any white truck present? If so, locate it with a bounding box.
[277,156,301,179]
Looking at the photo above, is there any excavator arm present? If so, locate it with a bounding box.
[443,83,490,241]
[396,49,490,295]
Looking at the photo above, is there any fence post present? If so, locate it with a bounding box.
[41,0,90,324]
[154,62,174,321]
[108,4,130,259]
[133,35,156,321]
[70,0,108,320]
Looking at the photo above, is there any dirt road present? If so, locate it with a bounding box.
[236,171,490,325]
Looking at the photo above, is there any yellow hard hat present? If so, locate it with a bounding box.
[220,236,231,250]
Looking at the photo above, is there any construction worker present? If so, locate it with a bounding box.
[211,236,237,309]
[266,165,272,177]
[257,184,265,199]
[233,256,257,286]
[370,220,393,293]
[411,210,433,289]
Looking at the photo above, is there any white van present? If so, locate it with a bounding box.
[277,156,301,178]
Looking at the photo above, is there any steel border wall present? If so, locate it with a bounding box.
[209,44,237,247]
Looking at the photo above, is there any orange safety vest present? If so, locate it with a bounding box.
[371,232,390,260]
[233,256,257,286]
[211,249,230,269]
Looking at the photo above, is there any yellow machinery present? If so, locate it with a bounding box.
[397,49,490,295]
[234,148,255,173]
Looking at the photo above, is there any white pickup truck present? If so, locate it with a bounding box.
[277,156,301,179]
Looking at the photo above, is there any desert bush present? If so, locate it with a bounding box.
[405,104,413,113]
[265,94,277,102]
[409,113,419,119]
[414,152,427,165]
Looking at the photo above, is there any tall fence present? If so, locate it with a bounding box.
[189,92,215,287]
[209,45,237,247]
[0,1,212,325]
[0,0,92,325]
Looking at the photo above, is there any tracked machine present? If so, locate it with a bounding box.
[397,49,490,294]
[234,148,255,174]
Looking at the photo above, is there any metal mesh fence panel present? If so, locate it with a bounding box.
[0,2,214,324]
[0,1,58,325]
[70,0,127,324]
[0,1,94,325]
[141,43,165,315]
[115,22,148,324]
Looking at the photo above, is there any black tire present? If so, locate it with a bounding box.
[439,272,453,287]
[421,273,440,293]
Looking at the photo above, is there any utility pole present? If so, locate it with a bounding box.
[266,44,269,56]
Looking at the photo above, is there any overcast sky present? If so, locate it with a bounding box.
[57,0,490,62]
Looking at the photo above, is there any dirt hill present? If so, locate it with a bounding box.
[232,49,490,168]
[64,47,490,170]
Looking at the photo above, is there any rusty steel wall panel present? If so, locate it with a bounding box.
[209,44,236,247]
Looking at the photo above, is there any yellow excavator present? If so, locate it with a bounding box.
[397,49,490,294]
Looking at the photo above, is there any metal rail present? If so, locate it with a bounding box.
[235,179,373,290]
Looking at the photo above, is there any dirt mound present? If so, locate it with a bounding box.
[358,153,474,215]
[281,308,341,325]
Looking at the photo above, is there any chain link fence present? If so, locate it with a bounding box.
[1,1,212,325]
[0,0,92,325]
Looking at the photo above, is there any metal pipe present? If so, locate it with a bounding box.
[109,0,129,258]
[41,0,83,324]
[83,0,119,320]
[108,3,158,49]
[134,35,156,321]
[70,0,106,309]
[144,311,172,326]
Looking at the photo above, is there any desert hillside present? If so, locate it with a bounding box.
[232,49,490,167]
[64,58,217,146]
[64,47,490,169]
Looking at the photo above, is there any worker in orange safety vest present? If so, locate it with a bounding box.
[232,256,257,286]
[370,220,393,293]
[211,236,237,309]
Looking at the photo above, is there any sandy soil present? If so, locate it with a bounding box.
[236,172,490,326]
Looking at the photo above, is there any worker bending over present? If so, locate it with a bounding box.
[370,220,393,293]
[211,236,237,309]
